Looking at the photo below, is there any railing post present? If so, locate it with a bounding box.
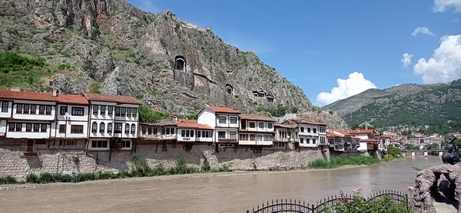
[312,204,315,213]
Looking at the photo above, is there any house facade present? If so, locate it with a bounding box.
[238,114,275,146]
[197,106,240,151]
[296,119,327,148]
[84,93,141,151]
[273,123,298,150]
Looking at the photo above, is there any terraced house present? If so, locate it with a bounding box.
[238,114,275,148]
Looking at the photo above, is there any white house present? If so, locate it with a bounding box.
[84,93,141,151]
[52,94,90,147]
[197,106,240,151]
[296,119,327,148]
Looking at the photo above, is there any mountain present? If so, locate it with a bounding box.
[0,0,315,117]
[322,79,461,128]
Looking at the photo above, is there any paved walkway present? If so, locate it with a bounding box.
[433,201,458,213]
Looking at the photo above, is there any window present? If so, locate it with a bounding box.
[8,123,14,131]
[319,126,326,133]
[40,123,47,132]
[115,107,121,116]
[59,140,75,146]
[263,135,272,141]
[131,124,135,134]
[312,139,316,144]
[218,116,226,124]
[258,122,265,129]
[197,131,201,137]
[229,131,237,139]
[70,125,83,134]
[250,134,255,141]
[256,135,263,141]
[241,120,247,129]
[218,131,226,139]
[14,123,22,131]
[268,123,273,129]
[1,101,8,112]
[121,140,132,149]
[100,105,106,116]
[60,106,67,115]
[142,126,147,135]
[114,123,122,133]
[121,108,126,117]
[239,134,248,141]
[39,105,45,114]
[90,140,109,150]
[108,106,114,116]
[100,123,105,134]
[33,124,39,132]
[23,104,30,114]
[320,136,326,144]
[92,122,97,133]
[16,104,23,114]
[93,105,99,115]
[300,127,304,132]
[153,128,158,135]
[230,117,237,124]
[30,105,36,114]
[313,128,317,133]
[25,123,32,132]
[307,128,311,133]
[71,107,84,116]
[166,128,170,135]
[132,108,138,117]
[59,125,66,133]
[249,122,255,128]
[147,127,152,135]
[125,123,129,134]
[107,123,113,134]
[45,106,52,115]
[181,130,194,137]
[127,108,132,117]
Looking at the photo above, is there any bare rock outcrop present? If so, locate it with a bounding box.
[414,164,461,213]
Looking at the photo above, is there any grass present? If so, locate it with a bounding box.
[308,156,381,169]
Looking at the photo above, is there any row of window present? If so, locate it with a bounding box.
[218,131,237,139]
[241,121,274,130]
[89,140,131,149]
[60,106,85,116]
[8,123,48,132]
[90,122,136,134]
[239,134,273,141]
[58,125,84,134]
[300,138,317,144]
[16,104,52,115]
[141,127,176,135]
[300,127,317,134]
[91,105,138,117]
[218,116,238,125]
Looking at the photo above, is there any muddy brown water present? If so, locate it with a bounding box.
[0,156,441,213]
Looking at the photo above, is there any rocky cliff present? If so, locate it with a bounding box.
[0,0,316,117]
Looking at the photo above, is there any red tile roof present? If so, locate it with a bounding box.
[239,114,274,122]
[205,106,241,114]
[296,119,326,126]
[177,119,212,129]
[0,90,57,102]
[326,130,343,137]
[347,129,375,134]
[57,94,88,105]
[84,93,141,105]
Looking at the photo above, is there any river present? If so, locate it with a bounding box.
[0,156,442,213]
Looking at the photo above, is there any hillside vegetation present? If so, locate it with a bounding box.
[323,80,461,129]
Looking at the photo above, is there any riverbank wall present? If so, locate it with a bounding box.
[0,140,358,179]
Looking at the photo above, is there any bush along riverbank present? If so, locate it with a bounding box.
[0,156,232,185]
[308,147,404,169]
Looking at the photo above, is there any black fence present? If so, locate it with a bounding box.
[247,190,409,213]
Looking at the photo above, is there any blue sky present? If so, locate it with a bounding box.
[126,0,461,107]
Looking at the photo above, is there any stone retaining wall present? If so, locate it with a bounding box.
[0,141,353,180]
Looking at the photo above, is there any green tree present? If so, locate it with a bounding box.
[138,105,169,123]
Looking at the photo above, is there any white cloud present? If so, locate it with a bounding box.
[411,27,435,36]
[316,72,377,106]
[401,53,413,68]
[413,34,461,83]
[453,18,459,22]
[433,0,461,12]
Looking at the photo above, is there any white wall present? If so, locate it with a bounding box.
[0,101,12,118]
[197,109,216,128]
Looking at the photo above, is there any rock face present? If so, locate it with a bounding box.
[414,164,461,213]
[0,0,344,122]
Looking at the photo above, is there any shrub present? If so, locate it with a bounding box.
[26,173,39,183]
[201,156,211,172]
[39,173,54,184]
[0,175,17,184]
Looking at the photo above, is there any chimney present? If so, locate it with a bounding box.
[52,89,59,97]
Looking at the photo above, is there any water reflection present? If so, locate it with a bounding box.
[0,156,442,213]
